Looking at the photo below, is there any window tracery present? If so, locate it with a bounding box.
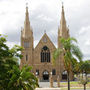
[41,46,50,62]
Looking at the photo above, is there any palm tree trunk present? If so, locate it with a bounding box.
[67,72,70,90]
[84,84,86,90]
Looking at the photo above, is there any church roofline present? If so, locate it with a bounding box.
[34,33,56,50]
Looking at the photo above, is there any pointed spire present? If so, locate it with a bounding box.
[23,3,32,38]
[58,2,70,48]
[59,2,67,37]
[24,3,30,30]
[60,2,66,27]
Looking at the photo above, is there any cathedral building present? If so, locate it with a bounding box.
[20,4,74,81]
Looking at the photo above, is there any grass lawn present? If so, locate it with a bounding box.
[60,87,90,90]
[60,81,90,87]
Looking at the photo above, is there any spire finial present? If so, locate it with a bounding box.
[44,30,46,33]
[26,2,28,14]
[62,2,64,9]
[25,0,28,7]
[26,2,28,8]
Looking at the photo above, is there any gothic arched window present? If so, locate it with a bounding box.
[52,69,56,75]
[41,46,50,62]
[26,54,28,61]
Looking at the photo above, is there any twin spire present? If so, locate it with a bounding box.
[60,3,66,28]
[24,5,30,32]
[58,3,69,38]
[23,2,68,38]
[23,4,33,38]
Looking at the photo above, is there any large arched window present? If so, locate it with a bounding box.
[41,46,50,62]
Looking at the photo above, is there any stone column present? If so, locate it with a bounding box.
[57,75,60,87]
[49,72,53,87]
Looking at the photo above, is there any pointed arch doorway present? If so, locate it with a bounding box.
[43,70,49,81]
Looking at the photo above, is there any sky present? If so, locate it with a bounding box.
[0,0,90,60]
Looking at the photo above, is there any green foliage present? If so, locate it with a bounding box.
[8,65,39,90]
[79,78,89,85]
[80,60,90,74]
[72,59,81,74]
[53,37,83,90]
[53,48,62,64]
[0,34,39,90]
[53,37,83,72]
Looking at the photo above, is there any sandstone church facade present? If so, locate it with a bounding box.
[20,5,73,81]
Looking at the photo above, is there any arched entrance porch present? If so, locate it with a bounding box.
[42,70,49,81]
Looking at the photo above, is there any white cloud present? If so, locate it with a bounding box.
[79,26,90,35]
[85,40,90,46]
[76,26,90,60]
[0,0,90,60]
[36,14,53,22]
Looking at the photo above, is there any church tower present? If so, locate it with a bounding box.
[58,4,73,80]
[58,4,69,48]
[20,5,34,68]
[20,3,73,81]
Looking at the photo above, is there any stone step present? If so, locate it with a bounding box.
[36,88,60,90]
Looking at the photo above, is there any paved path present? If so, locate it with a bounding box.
[39,82,57,88]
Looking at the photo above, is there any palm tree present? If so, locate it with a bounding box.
[53,37,83,90]
[8,65,39,90]
[71,58,83,80]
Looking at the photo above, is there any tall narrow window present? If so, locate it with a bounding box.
[26,54,28,61]
[36,69,39,75]
[24,42,30,48]
[48,52,50,62]
[41,52,43,62]
[52,69,56,75]
[62,70,67,80]
[41,46,50,62]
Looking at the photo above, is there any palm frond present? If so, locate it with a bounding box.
[71,44,83,61]
[53,48,62,61]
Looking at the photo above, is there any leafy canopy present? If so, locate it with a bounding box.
[0,34,39,90]
[53,37,83,72]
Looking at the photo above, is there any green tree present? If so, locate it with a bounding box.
[8,65,39,90]
[0,34,22,89]
[79,77,89,90]
[80,60,90,78]
[0,34,39,90]
[79,60,90,90]
[53,37,83,90]
[71,59,82,80]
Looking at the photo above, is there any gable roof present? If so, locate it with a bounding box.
[35,33,56,49]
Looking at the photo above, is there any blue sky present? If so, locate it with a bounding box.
[0,0,90,60]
